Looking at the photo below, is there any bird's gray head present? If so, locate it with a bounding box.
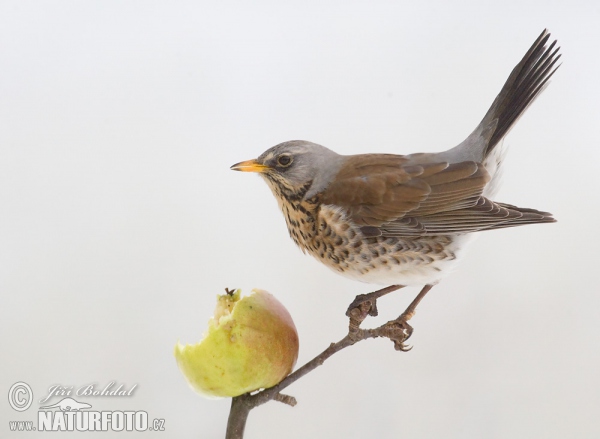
[231,140,344,201]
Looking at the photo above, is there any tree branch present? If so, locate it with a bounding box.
[225,395,252,439]
[224,285,420,439]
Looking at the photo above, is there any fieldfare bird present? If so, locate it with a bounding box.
[231,30,559,342]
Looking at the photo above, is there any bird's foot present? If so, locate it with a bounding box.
[347,300,374,335]
[382,314,415,352]
[345,285,404,320]
[380,283,433,350]
[346,293,380,319]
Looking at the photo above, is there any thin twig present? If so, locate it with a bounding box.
[224,284,421,438]
[273,393,297,407]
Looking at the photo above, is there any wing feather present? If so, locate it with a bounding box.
[321,154,554,236]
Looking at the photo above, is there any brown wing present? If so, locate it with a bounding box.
[321,154,554,237]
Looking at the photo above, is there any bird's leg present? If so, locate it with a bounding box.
[385,284,435,351]
[346,285,405,319]
[399,283,434,322]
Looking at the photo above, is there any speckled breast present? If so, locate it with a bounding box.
[278,197,467,286]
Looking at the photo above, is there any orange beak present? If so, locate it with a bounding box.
[230,159,270,173]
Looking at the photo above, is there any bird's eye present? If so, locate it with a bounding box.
[277,154,293,167]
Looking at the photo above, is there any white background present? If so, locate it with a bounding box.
[2,1,599,438]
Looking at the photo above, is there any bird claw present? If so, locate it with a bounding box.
[345,294,379,319]
[393,340,413,352]
[383,315,414,352]
[345,285,420,350]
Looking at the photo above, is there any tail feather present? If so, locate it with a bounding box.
[441,30,561,165]
[483,29,561,155]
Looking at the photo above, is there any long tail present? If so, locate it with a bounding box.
[482,29,561,156]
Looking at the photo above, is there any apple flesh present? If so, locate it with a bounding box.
[175,289,299,398]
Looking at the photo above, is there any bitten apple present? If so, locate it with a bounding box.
[175,289,299,398]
